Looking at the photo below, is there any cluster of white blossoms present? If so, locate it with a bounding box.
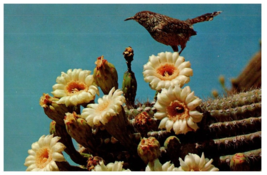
[145,153,218,171]
[93,161,130,171]
[177,152,219,171]
[81,87,125,127]
[24,135,66,171]
[52,69,99,107]
[143,52,203,135]
[24,51,216,171]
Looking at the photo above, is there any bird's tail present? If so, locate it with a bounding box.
[186,11,222,25]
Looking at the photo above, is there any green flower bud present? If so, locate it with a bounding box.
[93,55,118,94]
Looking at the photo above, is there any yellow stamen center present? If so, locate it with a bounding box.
[35,147,52,168]
[65,81,87,95]
[166,100,189,121]
[156,63,179,80]
[96,101,110,114]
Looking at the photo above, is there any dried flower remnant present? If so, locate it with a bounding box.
[143,52,193,90]
[154,86,203,134]
[137,137,161,164]
[51,69,99,107]
[24,135,66,171]
[177,152,219,171]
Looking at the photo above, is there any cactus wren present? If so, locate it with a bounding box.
[125,11,222,54]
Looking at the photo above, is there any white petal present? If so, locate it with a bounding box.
[85,75,94,86]
[187,98,202,110]
[178,61,191,70]
[179,158,189,171]
[173,120,181,135]
[52,152,65,162]
[154,112,167,120]
[162,161,171,171]
[52,84,65,90]
[189,111,203,123]
[175,56,185,67]
[185,91,195,104]
[51,89,65,98]
[158,117,168,129]
[26,163,37,171]
[180,86,191,101]
[166,52,173,63]
[187,117,199,131]
[165,119,174,132]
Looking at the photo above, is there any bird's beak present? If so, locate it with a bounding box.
[124,17,135,21]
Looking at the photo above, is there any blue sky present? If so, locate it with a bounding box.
[4,4,261,170]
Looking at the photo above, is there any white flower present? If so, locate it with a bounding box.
[154,86,203,135]
[24,135,66,171]
[145,159,178,171]
[177,152,219,171]
[51,69,99,107]
[81,87,125,127]
[93,161,130,171]
[143,52,193,90]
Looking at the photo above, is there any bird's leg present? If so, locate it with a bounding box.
[179,44,186,55]
[179,47,185,55]
[171,45,179,52]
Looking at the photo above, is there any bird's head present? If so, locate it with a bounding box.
[125,11,154,27]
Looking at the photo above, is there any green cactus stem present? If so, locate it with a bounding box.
[64,112,101,154]
[40,93,79,126]
[122,47,137,107]
[122,71,137,107]
[208,102,261,122]
[163,136,181,166]
[208,117,261,138]
[230,153,250,171]
[50,121,88,165]
[103,107,138,153]
[93,55,118,94]
[201,89,261,111]
[189,131,261,158]
[217,148,261,171]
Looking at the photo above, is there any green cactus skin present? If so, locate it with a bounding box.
[230,153,250,171]
[122,71,137,108]
[208,117,261,138]
[218,149,261,171]
[40,93,78,126]
[201,89,261,110]
[163,136,181,166]
[208,102,261,122]
[64,112,101,154]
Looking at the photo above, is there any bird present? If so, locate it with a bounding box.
[125,10,222,54]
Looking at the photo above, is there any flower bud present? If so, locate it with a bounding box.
[137,137,161,164]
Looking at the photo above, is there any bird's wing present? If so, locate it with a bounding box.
[158,19,196,35]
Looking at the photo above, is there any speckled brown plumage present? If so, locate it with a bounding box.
[125,11,222,54]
